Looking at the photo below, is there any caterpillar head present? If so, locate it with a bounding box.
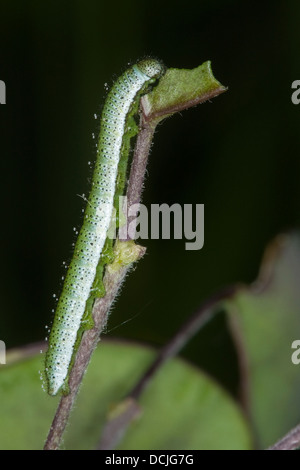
[137,59,166,80]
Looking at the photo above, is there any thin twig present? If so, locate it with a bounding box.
[130,285,238,399]
[268,424,300,450]
[98,285,238,450]
[123,100,156,241]
[125,114,155,219]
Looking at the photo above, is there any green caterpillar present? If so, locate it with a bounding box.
[45,59,165,396]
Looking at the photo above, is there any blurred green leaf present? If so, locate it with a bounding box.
[0,341,252,450]
[226,232,300,448]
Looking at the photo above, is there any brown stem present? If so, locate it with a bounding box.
[123,111,155,241]
[268,424,300,450]
[126,121,155,211]
[97,285,238,450]
[130,284,237,400]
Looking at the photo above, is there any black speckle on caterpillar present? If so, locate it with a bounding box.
[45,59,165,396]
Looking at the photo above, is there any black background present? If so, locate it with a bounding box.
[1,0,299,395]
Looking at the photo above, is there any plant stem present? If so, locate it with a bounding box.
[43,61,226,450]
[97,285,238,450]
[268,424,300,450]
[124,119,155,240]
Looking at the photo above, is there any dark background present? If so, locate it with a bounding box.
[1,0,299,395]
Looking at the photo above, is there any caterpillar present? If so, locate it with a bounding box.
[45,59,165,396]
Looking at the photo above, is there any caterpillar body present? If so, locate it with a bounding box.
[45,59,165,396]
